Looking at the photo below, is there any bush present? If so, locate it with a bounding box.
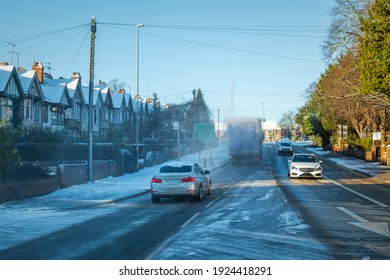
[0,126,20,178]
[356,138,372,151]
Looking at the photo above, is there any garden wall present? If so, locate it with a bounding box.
[1,160,122,203]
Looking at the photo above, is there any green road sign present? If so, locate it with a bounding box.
[193,123,215,140]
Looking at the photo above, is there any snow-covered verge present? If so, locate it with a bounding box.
[1,142,389,252]
[0,145,230,250]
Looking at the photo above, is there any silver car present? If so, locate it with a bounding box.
[278,140,293,155]
[288,153,323,179]
[150,161,211,203]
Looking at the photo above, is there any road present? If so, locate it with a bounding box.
[0,143,389,259]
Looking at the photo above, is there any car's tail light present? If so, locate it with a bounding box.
[181,176,195,183]
[151,177,163,183]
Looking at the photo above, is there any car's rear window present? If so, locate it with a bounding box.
[159,165,192,173]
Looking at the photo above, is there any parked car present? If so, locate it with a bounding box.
[288,153,323,179]
[150,161,211,203]
[278,139,293,155]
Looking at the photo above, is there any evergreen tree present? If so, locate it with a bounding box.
[359,0,390,96]
[185,89,212,138]
[145,92,162,140]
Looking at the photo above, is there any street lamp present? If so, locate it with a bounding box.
[136,23,144,170]
[230,80,235,120]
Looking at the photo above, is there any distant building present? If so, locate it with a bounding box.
[262,120,281,142]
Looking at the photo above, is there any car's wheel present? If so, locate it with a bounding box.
[207,181,212,196]
[151,194,160,203]
[196,185,203,201]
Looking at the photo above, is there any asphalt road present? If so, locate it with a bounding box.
[274,144,390,259]
[0,143,389,260]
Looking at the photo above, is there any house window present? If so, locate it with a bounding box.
[0,98,13,121]
[113,110,121,124]
[42,105,48,123]
[51,106,64,125]
[82,107,87,124]
[102,109,109,121]
[24,99,33,120]
[65,102,80,120]
[75,102,81,121]
[34,103,40,123]
[65,107,72,119]
[93,109,98,124]
[122,111,127,123]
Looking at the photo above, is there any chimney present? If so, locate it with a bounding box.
[71,72,81,82]
[32,62,44,83]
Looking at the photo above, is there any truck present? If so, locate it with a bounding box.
[227,118,264,164]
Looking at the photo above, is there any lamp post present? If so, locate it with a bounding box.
[230,80,235,120]
[136,23,144,170]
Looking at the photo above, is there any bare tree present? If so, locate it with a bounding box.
[322,0,372,62]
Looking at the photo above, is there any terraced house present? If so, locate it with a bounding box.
[0,62,151,141]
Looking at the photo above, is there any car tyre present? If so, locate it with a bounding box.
[196,186,203,201]
[151,194,160,203]
[207,182,212,196]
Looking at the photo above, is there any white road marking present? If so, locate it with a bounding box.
[145,236,173,260]
[205,197,220,208]
[180,212,200,229]
[337,207,390,238]
[146,211,201,259]
[223,187,233,194]
[324,175,389,208]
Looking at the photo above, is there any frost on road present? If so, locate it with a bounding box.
[151,173,332,260]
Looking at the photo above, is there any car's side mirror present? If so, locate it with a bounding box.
[205,170,210,174]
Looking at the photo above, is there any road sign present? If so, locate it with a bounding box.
[193,123,215,140]
[373,132,381,141]
[338,124,348,139]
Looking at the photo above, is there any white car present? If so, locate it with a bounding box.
[288,153,323,179]
[150,161,211,203]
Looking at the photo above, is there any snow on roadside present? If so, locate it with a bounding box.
[0,144,230,251]
[305,145,390,177]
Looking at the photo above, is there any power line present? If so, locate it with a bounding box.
[99,22,322,63]
[141,30,322,63]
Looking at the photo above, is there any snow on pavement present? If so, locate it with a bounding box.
[0,145,230,250]
[1,142,388,251]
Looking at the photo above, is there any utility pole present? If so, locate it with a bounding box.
[136,23,144,170]
[230,81,235,120]
[261,102,265,121]
[88,17,96,182]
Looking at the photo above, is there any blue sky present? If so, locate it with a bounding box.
[0,0,334,122]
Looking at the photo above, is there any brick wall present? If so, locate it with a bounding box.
[0,178,58,203]
[58,160,122,188]
[1,160,123,203]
